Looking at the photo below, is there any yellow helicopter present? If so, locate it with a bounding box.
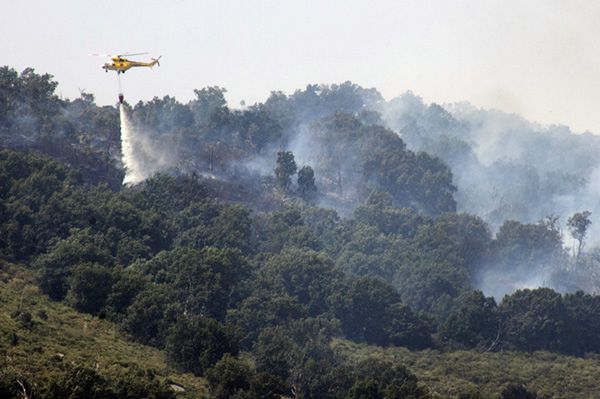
[90,52,161,74]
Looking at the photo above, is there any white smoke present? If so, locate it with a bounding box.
[475,266,554,301]
[119,104,177,185]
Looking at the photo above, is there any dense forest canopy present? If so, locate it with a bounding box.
[2,65,600,398]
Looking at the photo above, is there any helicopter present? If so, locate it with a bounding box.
[90,52,161,74]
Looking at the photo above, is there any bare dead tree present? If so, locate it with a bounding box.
[16,378,31,399]
[485,326,502,353]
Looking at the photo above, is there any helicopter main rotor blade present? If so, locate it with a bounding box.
[117,52,149,57]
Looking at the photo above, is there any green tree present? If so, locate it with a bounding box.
[45,365,176,399]
[297,165,317,201]
[416,212,491,271]
[500,384,540,399]
[122,286,175,347]
[275,151,297,192]
[165,315,239,375]
[311,113,362,197]
[0,66,21,128]
[350,358,430,399]
[238,106,283,151]
[260,248,340,316]
[288,359,352,399]
[247,372,288,399]
[328,277,401,345]
[206,354,287,399]
[227,290,306,347]
[563,291,600,354]
[568,210,592,264]
[348,378,382,399]
[191,86,228,124]
[206,354,251,399]
[104,269,147,317]
[137,246,249,321]
[66,263,114,314]
[126,173,209,214]
[386,303,434,349]
[208,205,252,254]
[499,288,572,353]
[45,366,110,399]
[254,327,297,380]
[131,95,193,133]
[440,290,499,349]
[492,219,567,276]
[359,123,456,215]
[36,228,114,300]
[353,191,427,237]
[173,200,253,253]
[108,368,176,399]
[252,207,321,254]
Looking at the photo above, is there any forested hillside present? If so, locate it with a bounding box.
[3,66,600,398]
[0,261,208,398]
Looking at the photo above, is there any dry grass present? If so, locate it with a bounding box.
[332,338,600,398]
[0,260,208,398]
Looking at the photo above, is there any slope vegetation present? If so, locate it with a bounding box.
[0,261,208,398]
[334,339,600,398]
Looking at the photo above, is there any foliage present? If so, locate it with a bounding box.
[499,288,572,353]
[164,315,239,375]
[440,290,499,349]
[206,354,286,399]
[279,273,419,349]
[275,150,297,192]
[66,263,115,314]
[334,339,600,399]
[297,165,317,202]
[348,358,430,399]
[122,286,176,347]
[568,210,592,262]
[0,264,208,398]
[6,68,600,398]
[500,384,543,399]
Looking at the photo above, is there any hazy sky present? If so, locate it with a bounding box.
[3,0,600,132]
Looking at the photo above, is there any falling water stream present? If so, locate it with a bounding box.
[119,104,145,184]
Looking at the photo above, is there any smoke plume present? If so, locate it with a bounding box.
[119,104,177,185]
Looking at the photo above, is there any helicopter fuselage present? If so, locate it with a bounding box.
[102,57,160,74]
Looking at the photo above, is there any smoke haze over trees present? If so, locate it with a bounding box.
[5,66,600,297]
[5,65,600,397]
